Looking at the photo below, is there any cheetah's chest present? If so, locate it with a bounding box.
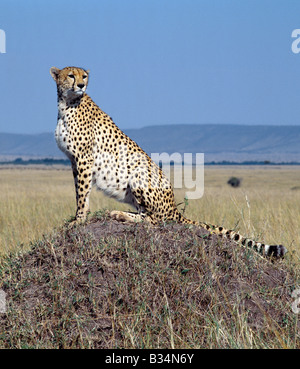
[55,118,73,159]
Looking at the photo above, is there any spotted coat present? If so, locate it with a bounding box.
[50,66,287,258]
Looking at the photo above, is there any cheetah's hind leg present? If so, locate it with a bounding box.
[110,210,152,224]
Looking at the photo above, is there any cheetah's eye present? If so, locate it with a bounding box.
[82,75,87,80]
[68,74,75,79]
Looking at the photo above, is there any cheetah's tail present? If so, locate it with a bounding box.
[173,208,287,258]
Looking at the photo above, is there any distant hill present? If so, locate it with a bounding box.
[0,132,62,160]
[124,124,300,162]
[1,124,300,163]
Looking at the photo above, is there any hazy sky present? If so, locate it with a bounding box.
[1,0,300,134]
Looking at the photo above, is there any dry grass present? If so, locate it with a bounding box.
[175,166,300,256]
[0,213,299,349]
[0,166,299,257]
[0,167,128,254]
[0,165,299,349]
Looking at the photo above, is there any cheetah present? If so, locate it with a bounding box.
[50,66,287,258]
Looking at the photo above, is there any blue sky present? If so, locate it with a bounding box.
[1,0,300,134]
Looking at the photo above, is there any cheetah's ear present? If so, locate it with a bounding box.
[50,67,60,81]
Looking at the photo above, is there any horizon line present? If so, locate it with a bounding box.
[1,122,300,136]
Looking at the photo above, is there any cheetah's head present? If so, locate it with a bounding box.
[50,66,89,100]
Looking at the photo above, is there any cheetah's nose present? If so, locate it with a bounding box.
[77,84,85,89]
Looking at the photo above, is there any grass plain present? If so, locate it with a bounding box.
[0,165,300,257]
[0,165,299,349]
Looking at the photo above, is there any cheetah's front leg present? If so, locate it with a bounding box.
[71,157,93,224]
[71,161,79,209]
